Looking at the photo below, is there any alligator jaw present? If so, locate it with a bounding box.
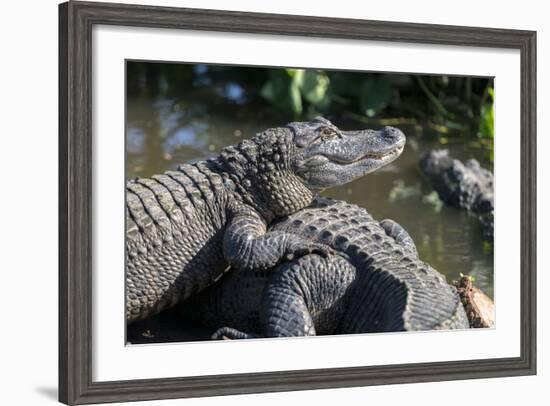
[340,141,405,165]
[334,142,405,178]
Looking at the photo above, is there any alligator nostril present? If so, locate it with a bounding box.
[382,126,396,138]
[382,126,406,143]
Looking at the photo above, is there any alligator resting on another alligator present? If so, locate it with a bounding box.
[188,198,469,339]
[126,117,406,322]
[420,149,494,239]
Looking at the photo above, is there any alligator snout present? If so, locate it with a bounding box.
[291,118,407,190]
[380,126,406,149]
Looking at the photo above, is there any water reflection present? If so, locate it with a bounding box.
[126,77,494,299]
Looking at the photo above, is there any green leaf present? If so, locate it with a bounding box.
[260,81,275,102]
[289,79,303,116]
[360,79,392,117]
[478,86,494,139]
[260,71,289,104]
[328,72,363,97]
[260,70,304,116]
[302,71,330,106]
[483,240,493,253]
[478,101,494,139]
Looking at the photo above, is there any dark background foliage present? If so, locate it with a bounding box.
[127,62,494,162]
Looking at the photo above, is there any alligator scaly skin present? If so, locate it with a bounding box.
[191,198,469,338]
[420,149,494,239]
[126,118,406,322]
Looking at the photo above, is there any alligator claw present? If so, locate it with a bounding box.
[285,239,334,261]
[311,243,335,258]
[212,327,256,340]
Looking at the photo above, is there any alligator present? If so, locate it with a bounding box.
[126,117,406,322]
[420,149,494,239]
[188,198,469,339]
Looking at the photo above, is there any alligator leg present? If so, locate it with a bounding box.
[260,254,356,337]
[379,219,418,257]
[210,254,356,339]
[223,203,333,271]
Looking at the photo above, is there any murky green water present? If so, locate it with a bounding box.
[126,86,493,298]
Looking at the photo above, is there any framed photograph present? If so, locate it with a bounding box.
[59,1,536,404]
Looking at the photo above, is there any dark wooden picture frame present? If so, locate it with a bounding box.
[59,1,537,404]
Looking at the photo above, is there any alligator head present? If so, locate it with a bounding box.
[217,116,405,219]
[289,117,406,190]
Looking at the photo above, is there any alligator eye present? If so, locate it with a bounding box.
[320,127,338,141]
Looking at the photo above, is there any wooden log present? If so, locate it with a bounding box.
[454,275,495,328]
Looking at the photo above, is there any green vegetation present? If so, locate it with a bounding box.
[127,62,494,162]
[260,69,331,117]
[478,87,494,139]
[258,69,493,158]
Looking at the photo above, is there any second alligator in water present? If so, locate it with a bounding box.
[189,198,469,339]
[420,149,494,239]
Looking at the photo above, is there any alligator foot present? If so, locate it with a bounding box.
[284,239,335,261]
[211,327,258,340]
